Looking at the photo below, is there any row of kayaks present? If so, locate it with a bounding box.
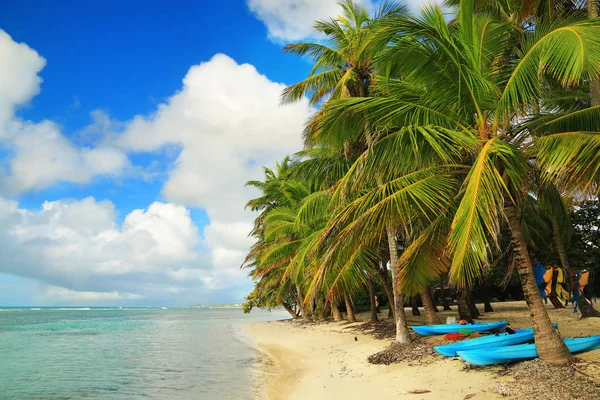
[411,322,600,366]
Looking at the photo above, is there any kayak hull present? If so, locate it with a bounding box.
[411,321,509,336]
[434,329,534,357]
[434,323,558,357]
[457,335,600,366]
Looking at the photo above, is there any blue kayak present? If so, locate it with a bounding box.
[457,335,600,366]
[411,321,508,336]
[434,323,558,357]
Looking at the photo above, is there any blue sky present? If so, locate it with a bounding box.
[0,0,431,306]
[1,0,309,214]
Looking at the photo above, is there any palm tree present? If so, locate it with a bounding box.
[313,0,600,363]
[445,0,599,105]
[281,0,418,340]
[244,156,380,320]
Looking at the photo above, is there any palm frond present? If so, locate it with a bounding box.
[447,139,526,287]
[496,20,600,120]
[536,132,600,195]
[395,210,453,295]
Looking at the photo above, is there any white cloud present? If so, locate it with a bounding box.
[116,54,310,219]
[0,196,229,303]
[2,119,129,193]
[109,53,312,289]
[247,0,374,41]
[246,0,448,41]
[0,32,312,304]
[0,30,130,194]
[43,286,143,302]
[246,0,347,41]
[0,30,46,130]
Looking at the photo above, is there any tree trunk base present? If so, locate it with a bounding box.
[549,294,564,309]
[580,297,600,318]
[506,201,573,365]
[345,295,357,323]
[421,289,441,325]
[387,225,413,344]
[368,277,379,323]
[411,296,421,316]
[332,302,343,321]
[457,294,473,322]
[376,264,396,321]
[484,301,494,313]
[467,291,480,318]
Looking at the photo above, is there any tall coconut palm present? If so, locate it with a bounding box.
[446,0,599,105]
[281,0,405,104]
[282,0,416,339]
[312,0,600,363]
[282,0,407,155]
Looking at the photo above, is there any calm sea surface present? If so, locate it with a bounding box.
[0,307,288,399]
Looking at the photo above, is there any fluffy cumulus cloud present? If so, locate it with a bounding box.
[0,196,223,303]
[0,31,129,194]
[0,31,312,304]
[246,0,447,41]
[111,53,312,291]
[116,54,310,218]
[0,30,46,129]
[246,0,362,41]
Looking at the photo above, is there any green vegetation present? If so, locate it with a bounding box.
[242,0,600,366]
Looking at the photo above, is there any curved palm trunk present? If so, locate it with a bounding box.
[548,295,564,309]
[332,301,343,321]
[368,277,379,322]
[579,295,600,318]
[321,299,331,321]
[296,284,307,319]
[344,294,357,322]
[551,218,600,318]
[457,291,473,322]
[506,203,573,365]
[484,300,494,313]
[386,226,412,344]
[421,288,441,325]
[411,296,421,316]
[467,290,481,318]
[282,301,297,318]
[376,262,396,319]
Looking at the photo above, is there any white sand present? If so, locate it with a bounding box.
[245,301,600,400]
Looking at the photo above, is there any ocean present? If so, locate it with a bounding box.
[0,307,288,399]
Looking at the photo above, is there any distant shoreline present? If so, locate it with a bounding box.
[0,305,245,310]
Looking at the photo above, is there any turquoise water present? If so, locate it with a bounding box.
[0,307,288,399]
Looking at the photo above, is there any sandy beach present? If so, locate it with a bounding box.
[245,301,600,400]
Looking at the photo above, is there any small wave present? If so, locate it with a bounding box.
[29,308,41,310]
[58,308,92,311]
